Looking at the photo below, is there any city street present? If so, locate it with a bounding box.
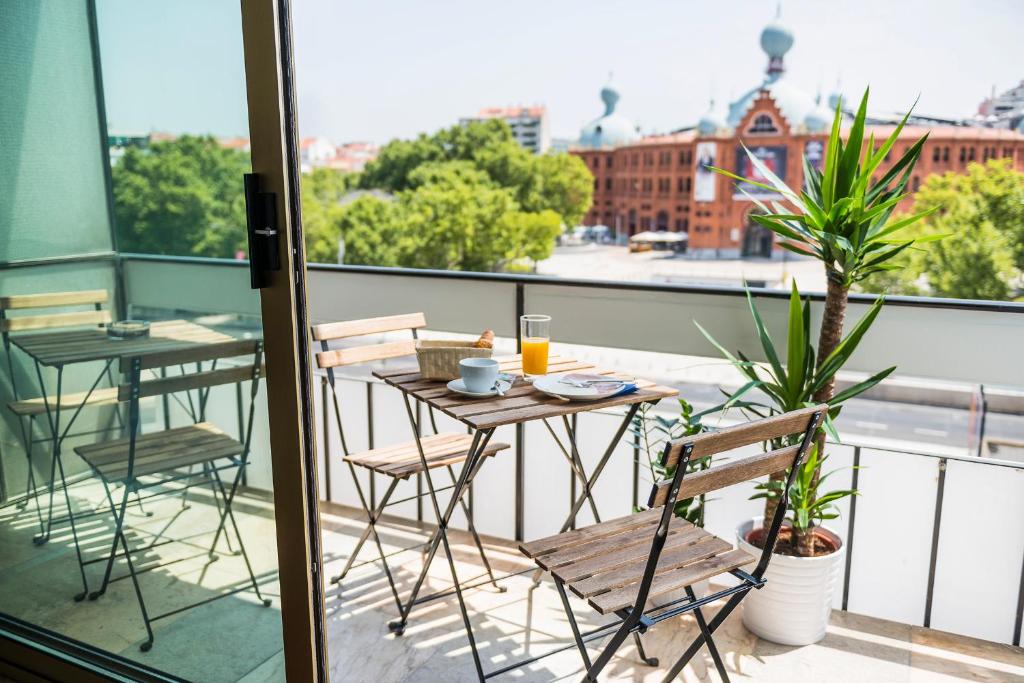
[537,243,828,291]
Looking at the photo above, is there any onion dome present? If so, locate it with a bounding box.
[804,94,833,132]
[760,5,794,76]
[578,83,639,148]
[697,99,727,135]
[827,88,844,112]
[726,6,816,130]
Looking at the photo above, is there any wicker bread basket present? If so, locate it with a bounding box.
[415,340,492,380]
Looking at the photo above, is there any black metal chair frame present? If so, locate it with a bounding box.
[81,341,271,651]
[515,406,825,682]
[319,324,503,613]
[0,298,124,540]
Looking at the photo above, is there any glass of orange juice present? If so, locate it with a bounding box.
[520,314,551,378]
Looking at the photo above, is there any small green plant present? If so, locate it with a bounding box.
[632,398,712,525]
[751,445,857,550]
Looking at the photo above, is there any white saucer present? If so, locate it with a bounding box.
[446,377,512,398]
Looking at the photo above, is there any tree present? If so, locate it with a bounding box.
[358,119,592,228]
[331,161,562,271]
[301,167,361,264]
[305,120,590,271]
[859,159,1024,300]
[711,89,936,555]
[112,135,251,258]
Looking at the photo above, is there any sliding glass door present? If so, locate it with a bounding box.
[0,1,324,680]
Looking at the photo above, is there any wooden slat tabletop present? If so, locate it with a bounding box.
[374,354,677,430]
[11,320,237,367]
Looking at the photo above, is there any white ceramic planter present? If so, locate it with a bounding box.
[736,517,844,646]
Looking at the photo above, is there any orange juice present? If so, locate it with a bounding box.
[522,337,549,375]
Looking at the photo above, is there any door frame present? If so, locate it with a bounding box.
[0,0,326,680]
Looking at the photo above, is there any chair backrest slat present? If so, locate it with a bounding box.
[0,289,110,334]
[649,443,800,507]
[0,309,111,333]
[312,312,425,369]
[0,289,108,311]
[651,405,826,508]
[119,364,261,401]
[316,340,416,369]
[119,339,261,373]
[311,312,426,342]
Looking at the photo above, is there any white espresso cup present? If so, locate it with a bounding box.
[459,357,499,393]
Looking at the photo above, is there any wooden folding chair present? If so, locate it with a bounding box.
[520,405,827,681]
[73,339,270,651]
[311,313,510,612]
[0,290,116,540]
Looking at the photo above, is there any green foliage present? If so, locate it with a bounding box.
[752,445,856,535]
[697,284,891,550]
[697,283,894,429]
[301,168,361,263]
[858,159,1024,300]
[302,120,592,271]
[112,135,251,258]
[704,88,937,557]
[631,399,712,525]
[712,88,938,286]
[319,161,563,271]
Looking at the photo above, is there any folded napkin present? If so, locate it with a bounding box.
[560,373,638,398]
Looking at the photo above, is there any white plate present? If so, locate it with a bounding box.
[446,377,512,398]
[532,375,626,402]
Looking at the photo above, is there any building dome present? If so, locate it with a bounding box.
[760,15,794,61]
[697,99,727,135]
[827,88,843,111]
[725,7,816,130]
[804,95,833,132]
[578,84,639,148]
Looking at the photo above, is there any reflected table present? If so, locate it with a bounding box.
[9,319,236,599]
[373,354,677,680]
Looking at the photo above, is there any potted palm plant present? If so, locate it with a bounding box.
[699,88,938,645]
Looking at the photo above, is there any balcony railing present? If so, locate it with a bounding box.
[119,253,1024,648]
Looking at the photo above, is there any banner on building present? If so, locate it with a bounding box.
[804,139,824,171]
[694,142,717,202]
[733,145,787,199]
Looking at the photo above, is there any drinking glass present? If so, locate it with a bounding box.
[520,314,551,378]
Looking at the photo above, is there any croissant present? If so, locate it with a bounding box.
[475,329,495,349]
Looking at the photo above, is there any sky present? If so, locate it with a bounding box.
[97,0,1024,144]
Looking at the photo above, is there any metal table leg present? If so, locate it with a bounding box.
[387,393,496,681]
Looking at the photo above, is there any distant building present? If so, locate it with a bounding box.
[572,10,1024,258]
[299,136,337,172]
[107,132,150,165]
[461,105,550,154]
[324,142,379,173]
[218,136,251,153]
[975,80,1024,131]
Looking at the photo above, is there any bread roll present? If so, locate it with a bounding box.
[475,329,495,349]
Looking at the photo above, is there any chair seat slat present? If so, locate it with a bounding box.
[588,548,755,615]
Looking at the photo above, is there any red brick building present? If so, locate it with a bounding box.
[572,16,1024,258]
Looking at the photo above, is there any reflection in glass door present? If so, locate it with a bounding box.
[0,1,317,680]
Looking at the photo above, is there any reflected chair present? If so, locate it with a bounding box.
[520,405,826,681]
[311,313,509,613]
[74,339,271,651]
[0,289,118,545]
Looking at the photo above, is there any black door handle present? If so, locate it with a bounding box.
[243,173,281,289]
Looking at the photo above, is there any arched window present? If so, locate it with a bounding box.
[656,211,669,230]
[748,114,778,134]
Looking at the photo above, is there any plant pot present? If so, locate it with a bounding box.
[736,517,844,646]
